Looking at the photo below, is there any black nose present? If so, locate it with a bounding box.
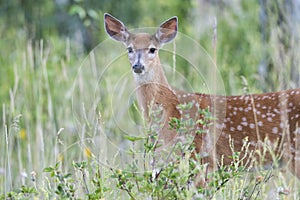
[132,64,144,74]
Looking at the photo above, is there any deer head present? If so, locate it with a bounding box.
[104,13,178,85]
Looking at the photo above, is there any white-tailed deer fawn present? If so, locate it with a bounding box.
[104,13,300,183]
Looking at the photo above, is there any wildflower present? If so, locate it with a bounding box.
[19,129,26,140]
[84,147,92,158]
[255,175,263,183]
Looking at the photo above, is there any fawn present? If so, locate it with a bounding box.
[104,13,300,183]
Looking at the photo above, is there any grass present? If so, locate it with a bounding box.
[1,38,79,195]
[1,37,300,199]
[1,3,300,198]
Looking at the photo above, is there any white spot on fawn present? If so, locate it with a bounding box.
[256,111,261,115]
[280,122,285,128]
[273,108,280,113]
[237,125,242,131]
[267,117,272,122]
[241,122,248,126]
[272,127,278,134]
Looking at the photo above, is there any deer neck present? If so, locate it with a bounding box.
[133,59,175,118]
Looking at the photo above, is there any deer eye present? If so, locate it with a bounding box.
[149,48,156,54]
[127,47,133,53]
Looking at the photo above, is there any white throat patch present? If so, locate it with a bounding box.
[133,69,154,85]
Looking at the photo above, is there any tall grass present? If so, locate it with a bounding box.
[1,1,300,198]
[0,37,81,194]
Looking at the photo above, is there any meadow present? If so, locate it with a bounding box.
[1,1,300,199]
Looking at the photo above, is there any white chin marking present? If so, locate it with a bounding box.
[133,70,153,84]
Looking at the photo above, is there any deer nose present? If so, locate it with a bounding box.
[132,63,144,74]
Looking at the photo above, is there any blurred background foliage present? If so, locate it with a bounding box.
[1,0,300,194]
[1,0,300,100]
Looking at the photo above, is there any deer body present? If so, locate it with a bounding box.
[191,91,300,170]
[104,14,300,181]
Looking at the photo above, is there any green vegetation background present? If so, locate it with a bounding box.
[0,0,299,198]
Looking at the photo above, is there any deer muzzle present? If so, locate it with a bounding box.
[132,63,144,74]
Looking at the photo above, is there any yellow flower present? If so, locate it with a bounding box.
[58,153,64,162]
[84,147,92,158]
[19,129,26,140]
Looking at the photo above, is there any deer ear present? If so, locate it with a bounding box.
[104,13,130,43]
[155,16,178,44]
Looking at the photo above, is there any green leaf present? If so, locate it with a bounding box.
[43,166,54,172]
[64,173,72,179]
[69,5,86,19]
[123,134,144,142]
[55,162,60,169]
